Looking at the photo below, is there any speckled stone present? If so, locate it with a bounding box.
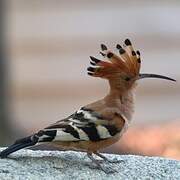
[0,148,179,180]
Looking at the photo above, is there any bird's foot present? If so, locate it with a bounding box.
[94,152,125,164]
[87,153,117,174]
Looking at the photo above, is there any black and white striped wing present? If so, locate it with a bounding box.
[37,107,120,143]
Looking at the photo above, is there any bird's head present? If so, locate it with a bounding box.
[88,39,175,92]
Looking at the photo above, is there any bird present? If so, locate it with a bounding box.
[0,39,176,173]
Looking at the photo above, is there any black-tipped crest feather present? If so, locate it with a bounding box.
[90,56,101,63]
[101,44,107,51]
[119,48,125,54]
[124,39,132,46]
[116,44,122,49]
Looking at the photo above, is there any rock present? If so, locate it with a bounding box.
[0,148,179,180]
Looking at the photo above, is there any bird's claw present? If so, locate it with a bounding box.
[94,152,125,164]
[86,152,118,174]
[86,162,117,174]
[105,158,125,164]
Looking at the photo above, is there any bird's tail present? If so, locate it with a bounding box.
[0,134,39,158]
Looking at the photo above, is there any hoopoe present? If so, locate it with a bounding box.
[0,39,175,173]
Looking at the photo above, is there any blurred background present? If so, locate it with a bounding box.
[0,0,180,159]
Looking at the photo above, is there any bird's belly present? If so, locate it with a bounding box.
[50,134,121,152]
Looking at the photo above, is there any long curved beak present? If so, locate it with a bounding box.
[139,73,176,82]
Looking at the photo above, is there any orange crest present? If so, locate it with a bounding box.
[87,39,141,79]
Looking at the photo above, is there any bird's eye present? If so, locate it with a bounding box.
[125,77,131,81]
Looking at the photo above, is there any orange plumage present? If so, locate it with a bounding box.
[88,39,141,80]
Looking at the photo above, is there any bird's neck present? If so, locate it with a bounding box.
[105,83,136,121]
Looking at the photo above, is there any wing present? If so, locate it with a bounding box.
[37,107,121,143]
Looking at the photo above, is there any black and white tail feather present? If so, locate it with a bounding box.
[0,107,120,158]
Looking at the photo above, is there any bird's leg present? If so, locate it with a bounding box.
[94,152,124,163]
[87,153,104,169]
[87,152,116,174]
